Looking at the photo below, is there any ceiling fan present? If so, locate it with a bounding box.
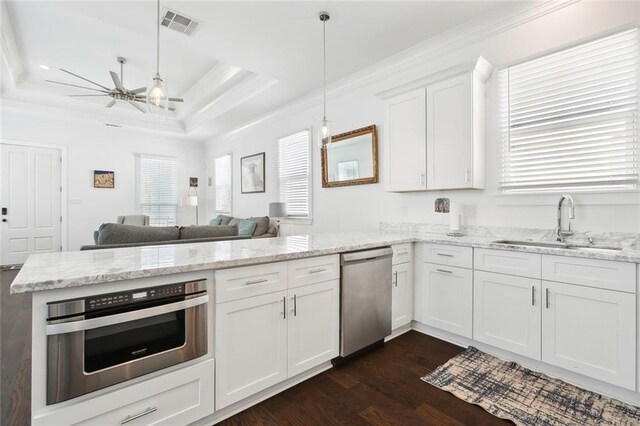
[45,57,183,113]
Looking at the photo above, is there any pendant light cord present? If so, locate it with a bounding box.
[156,0,160,75]
[322,17,327,120]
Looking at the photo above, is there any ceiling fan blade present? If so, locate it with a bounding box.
[106,99,117,108]
[46,80,109,93]
[130,87,147,94]
[109,71,124,91]
[59,68,111,91]
[68,94,110,97]
[167,97,184,102]
[128,101,146,113]
[133,98,174,112]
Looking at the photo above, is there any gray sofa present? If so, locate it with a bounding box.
[210,215,278,238]
[80,223,250,251]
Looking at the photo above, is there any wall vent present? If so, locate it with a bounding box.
[161,8,200,36]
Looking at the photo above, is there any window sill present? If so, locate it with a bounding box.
[281,217,313,226]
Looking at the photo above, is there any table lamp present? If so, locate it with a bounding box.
[269,202,287,234]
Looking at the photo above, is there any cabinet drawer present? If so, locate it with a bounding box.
[215,262,288,303]
[34,359,214,426]
[287,255,339,289]
[422,243,472,269]
[392,243,413,265]
[542,255,635,293]
[474,248,541,278]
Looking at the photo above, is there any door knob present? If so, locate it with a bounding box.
[1,219,7,222]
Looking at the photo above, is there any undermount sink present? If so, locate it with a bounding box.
[492,240,623,252]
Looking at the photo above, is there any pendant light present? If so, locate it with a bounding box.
[318,12,331,148]
[147,0,168,114]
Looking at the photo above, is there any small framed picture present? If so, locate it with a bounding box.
[189,177,198,188]
[241,152,265,193]
[94,170,115,188]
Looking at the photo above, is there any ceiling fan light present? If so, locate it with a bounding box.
[147,74,168,115]
[318,118,332,148]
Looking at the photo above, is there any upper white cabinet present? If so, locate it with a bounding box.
[384,89,427,191]
[381,57,492,192]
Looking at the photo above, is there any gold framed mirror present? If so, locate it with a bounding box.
[321,125,378,188]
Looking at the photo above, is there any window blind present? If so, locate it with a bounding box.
[500,28,639,193]
[214,154,232,214]
[277,130,311,218]
[137,155,177,226]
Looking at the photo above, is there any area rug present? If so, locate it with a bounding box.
[422,347,640,426]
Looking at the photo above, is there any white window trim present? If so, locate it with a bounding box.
[498,27,640,195]
[214,153,233,215]
[278,128,313,225]
[136,153,178,226]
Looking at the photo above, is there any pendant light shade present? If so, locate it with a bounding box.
[318,12,331,148]
[148,0,168,115]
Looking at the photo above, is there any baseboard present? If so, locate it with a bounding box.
[385,323,412,342]
[411,321,640,407]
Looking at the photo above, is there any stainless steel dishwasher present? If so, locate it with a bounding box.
[338,247,393,359]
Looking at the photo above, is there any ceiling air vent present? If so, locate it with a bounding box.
[161,8,200,36]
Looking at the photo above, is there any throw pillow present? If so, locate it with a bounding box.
[209,218,222,225]
[217,215,233,226]
[248,216,270,237]
[229,218,258,236]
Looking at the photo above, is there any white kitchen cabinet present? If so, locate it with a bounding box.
[474,271,541,359]
[419,262,473,338]
[542,280,636,390]
[384,88,427,192]
[392,261,413,330]
[215,291,288,409]
[383,57,492,192]
[287,280,340,377]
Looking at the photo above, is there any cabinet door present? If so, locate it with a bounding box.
[426,74,473,190]
[420,263,473,338]
[542,281,636,390]
[287,280,339,377]
[392,262,413,330]
[385,89,427,192]
[474,271,541,359]
[215,291,288,409]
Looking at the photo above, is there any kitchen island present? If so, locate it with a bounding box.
[13,228,640,425]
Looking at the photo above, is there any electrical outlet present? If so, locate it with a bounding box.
[207,177,213,186]
[464,204,477,219]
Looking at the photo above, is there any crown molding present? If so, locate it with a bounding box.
[217,0,580,142]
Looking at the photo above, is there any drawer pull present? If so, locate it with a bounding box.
[436,253,454,257]
[121,407,157,424]
[245,278,268,286]
[293,294,297,316]
[436,268,453,274]
[545,288,550,309]
[393,271,398,287]
[308,268,326,274]
[531,286,535,306]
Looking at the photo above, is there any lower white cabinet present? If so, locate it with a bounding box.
[419,263,473,338]
[473,271,541,359]
[541,280,636,390]
[392,262,413,330]
[287,280,340,377]
[215,279,339,409]
[215,291,288,409]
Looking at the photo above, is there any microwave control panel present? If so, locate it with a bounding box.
[86,283,185,311]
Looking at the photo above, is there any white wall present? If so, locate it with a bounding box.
[1,108,206,250]
[205,1,640,236]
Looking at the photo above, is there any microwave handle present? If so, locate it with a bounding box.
[45,294,209,336]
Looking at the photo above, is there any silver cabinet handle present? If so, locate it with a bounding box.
[545,288,550,309]
[282,297,287,319]
[121,407,157,424]
[293,294,297,316]
[393,271,398,287]
[308,268,326,274]
[531,286,535,306]
[436,269,453,274]
[436,253,453,257]
[245,278,268,285]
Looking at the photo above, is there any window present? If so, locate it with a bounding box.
[500,28,639,193]
[137,155,177,226]
[214,154,232,214]
[277,130,311,219]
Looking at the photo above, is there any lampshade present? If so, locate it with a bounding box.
[269,202,287,218]
[180,195,198,207]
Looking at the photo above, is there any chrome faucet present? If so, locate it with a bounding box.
[556,194,575,242]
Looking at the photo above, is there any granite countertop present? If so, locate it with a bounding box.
[11,229,640,294]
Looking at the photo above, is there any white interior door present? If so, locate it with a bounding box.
[1,143,62,265]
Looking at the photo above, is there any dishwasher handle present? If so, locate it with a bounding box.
[341,247,393,264]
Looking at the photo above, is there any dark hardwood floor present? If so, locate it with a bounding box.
[220,331,511,425]
[1,268,508,425]
[1,269,31,426]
